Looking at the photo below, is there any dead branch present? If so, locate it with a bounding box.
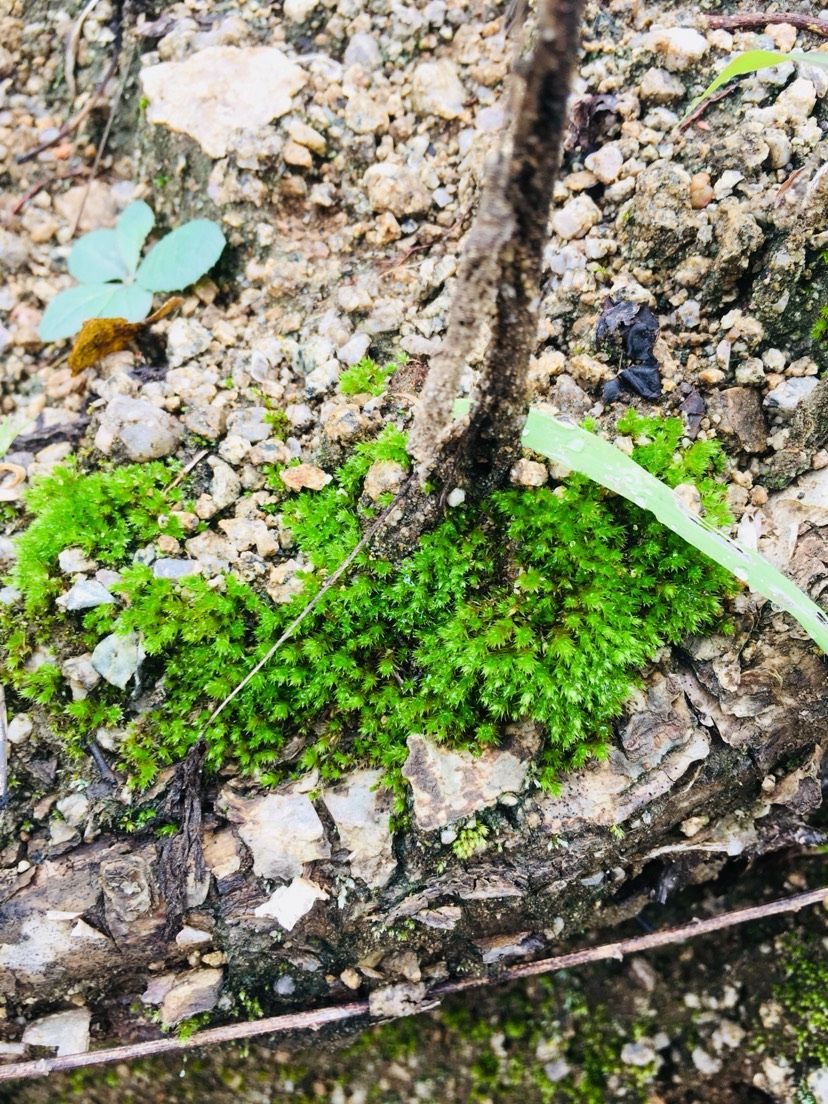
[707,11,828,37]
[1,885,824,1083]
[408,0,586,494]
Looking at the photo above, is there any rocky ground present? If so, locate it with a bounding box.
[1,0,828,1098]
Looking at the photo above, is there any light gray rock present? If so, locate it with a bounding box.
[344,33,381,69]
[220,788,330,881]
[153,558,202,579]
[57,579,115,611]
[61,654,101,699]
[764,377,819,414]
[363,460,407,502]
[225,406,271,443]
[91,631,145,689]
[21,1008,91,1056]
[95,396,183,462]
[412,60,466,120]
[7,713,33,745]
[166,317,212,367]
[322,769,397,887]
[338,333,371,366]
[56,792,90,828]
[807,1069,828,1104]
[58,547,96,574]
[621,1040,658,1067]
[552,194,601,240]
[402,732,533,832]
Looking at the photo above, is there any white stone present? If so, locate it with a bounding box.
[807,1068,828,1104]
[765,377,819,413]
[221,788,330,881]
[322,768,397,887]
[167,318,212,367]
[58,547,96,574]
[645,27,709,72]
[510,459,548,487]
[22,1009,91,1057]
[584,143,624,184]
[95,396,182,462]
[344,33,381,70]
[338,333,371,366]
[253,876,328,930]
[284,0,316,21]
[552,195,601,240]
[57,579,115,611]
[141,47,307,158]
[363,461,407,502]
[639,67,685,102]
[412,60,466,120]
[8,713,33,745]
[621,1040,657,1067]
[56,792,90,828]
[691,1047,722,1075]
[91,631,145,689]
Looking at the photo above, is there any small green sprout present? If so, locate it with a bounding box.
[684,49,828,120]
[39,201,226,342]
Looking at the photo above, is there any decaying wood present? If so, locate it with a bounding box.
[2,885,825,1084]
[407,0,586,499]
[1,588,825,1060]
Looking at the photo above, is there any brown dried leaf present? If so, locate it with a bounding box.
[67,297,184,375]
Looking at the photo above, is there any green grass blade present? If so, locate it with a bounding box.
[521,409,828,653]
[684,48,828,119]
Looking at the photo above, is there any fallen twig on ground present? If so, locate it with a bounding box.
[675,83,737,133]
[0,885,824,1083]
[65,0,106,101]
[0,684,8,809]
[707,11,828,36]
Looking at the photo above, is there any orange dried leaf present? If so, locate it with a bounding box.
[67,297,184,375]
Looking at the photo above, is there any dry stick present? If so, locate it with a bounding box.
[675,83,738,134]
[168,447,210,490]
[198,479,413,736]
[16,66,118,165]
[65,0,106,101]
[1,886,825,1083]
[69,46,134,238]
[707,11,828,36]
[0,684,8,809]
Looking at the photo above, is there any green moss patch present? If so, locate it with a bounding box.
[1,416,734,791]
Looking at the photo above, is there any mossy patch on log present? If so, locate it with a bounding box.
[1,415,734,792]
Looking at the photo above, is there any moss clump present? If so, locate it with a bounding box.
[2,418,734,790]
[338,354,400,397]
[774,933,828,1073]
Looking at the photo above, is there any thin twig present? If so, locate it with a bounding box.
[0,684,8,809]
[17,0,124,165]
[65,0,106,101]
[69,45,134,239]
[168,448,210,490]
[707,11,828,36]
[675,83,738,134]
[10,170,89,217]
[198,478,414,736]
[0,885,825,1083]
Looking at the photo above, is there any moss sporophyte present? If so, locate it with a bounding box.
[1,415,735,791]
